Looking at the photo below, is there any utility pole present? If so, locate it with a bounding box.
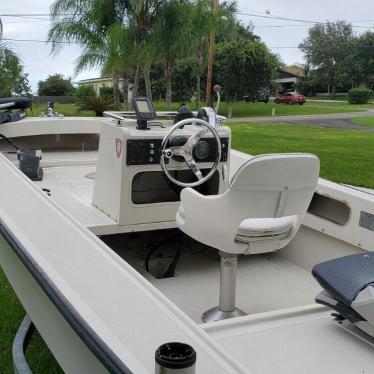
[205,0,219,107]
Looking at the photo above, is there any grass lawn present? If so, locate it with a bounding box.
[27,100,374,119]
[27,103,95,117]
[229,122,374,189]
[0,263,63,373]
[309,95,349,101]
[351,117,374,128]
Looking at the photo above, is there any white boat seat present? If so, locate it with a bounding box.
[176,153,320,322]
[235,216,293,243]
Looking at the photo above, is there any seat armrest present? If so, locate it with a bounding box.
[178,188,243,253]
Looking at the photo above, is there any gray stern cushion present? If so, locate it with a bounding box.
[312,252,374,305]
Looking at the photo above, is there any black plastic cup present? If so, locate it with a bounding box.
[155,342,196,373]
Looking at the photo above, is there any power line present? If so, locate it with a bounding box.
[254,23,374,29]
[4,37,374,49]
[237,11,374,29]
[4,19,51,24]
[0,14,65,17]
[2,38,77,44]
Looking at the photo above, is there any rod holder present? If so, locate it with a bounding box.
[155,342,196,374]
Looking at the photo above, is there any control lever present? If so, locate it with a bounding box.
[213,85,222,114]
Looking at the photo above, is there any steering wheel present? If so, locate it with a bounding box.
[160,118,222,188]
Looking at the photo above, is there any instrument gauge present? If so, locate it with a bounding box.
[194,140,210,160]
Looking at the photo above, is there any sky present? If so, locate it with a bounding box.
[2,0,374,93]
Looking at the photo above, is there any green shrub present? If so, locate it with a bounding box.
[348,88,373,104]
[77,95,114,117]
[75,85,96,100]
[99,86,124,101]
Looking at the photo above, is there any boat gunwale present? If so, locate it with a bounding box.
[0,216,133,374]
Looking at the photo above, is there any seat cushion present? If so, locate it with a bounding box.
[235,216,293,243]
[312,252,374,305]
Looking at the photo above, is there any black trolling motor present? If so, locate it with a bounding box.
[0,97,31,124]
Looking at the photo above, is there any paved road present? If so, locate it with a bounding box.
[230,110,374,130]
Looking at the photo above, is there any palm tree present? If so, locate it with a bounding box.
[75,24,135,109]
[48,0,130,108]
[126,0,166,100]
[152,0,194,109]
[0,17,29,97]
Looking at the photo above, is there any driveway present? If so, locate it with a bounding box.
[230,111,374,131]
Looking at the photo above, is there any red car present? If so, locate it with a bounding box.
[274,92,306,105]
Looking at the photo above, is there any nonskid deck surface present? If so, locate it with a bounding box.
[103,230,322,323]
[4,149,98,167]
[204,307,374,374]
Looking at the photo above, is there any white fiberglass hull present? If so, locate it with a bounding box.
[1,116,374,373]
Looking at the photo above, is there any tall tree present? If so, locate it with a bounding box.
[299,21,354,97]
[152,0,193,108]
[214,39,278,103]
[0,18,31,97]
[191,0,238,108]
[75,24,135,108]
[49,0,129,108]
[353,31,374,89]
[127,0,167,101]
[38,74,74,96]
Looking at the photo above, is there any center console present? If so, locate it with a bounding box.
[92,109,231,230]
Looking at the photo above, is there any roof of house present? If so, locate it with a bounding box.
[279,66,305,78]
[77,77,124,85]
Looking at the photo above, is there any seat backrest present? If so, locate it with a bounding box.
[228,153,320,220]
[177,153,320,255]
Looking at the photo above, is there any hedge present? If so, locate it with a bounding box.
[348,88,373,104]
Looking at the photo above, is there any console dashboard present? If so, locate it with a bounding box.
[126,137,229,165]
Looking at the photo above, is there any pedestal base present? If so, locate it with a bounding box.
[201,306,246,323]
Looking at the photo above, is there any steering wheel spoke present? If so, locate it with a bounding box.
[162,146,186,159]
[185,156,204,181]
[185,127,209,151]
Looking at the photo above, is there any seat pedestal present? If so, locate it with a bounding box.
[202,252,246,323]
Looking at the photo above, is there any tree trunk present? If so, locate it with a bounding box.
[205,0,219,107]
[133,64,140,104]
[330,84,337,98]
[144,66,152,100]
[122,70,129,110]
[112,71,120,110]
[165,60,172,110]
[195,39,204,110]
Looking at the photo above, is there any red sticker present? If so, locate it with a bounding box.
[115,138,122,158]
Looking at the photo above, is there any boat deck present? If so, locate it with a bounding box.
[204,306,374,374]
[106,232,374,373]
[105,231,321,322]
[32,164,118,233]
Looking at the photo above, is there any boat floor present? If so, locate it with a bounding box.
[103,231,322,323]
[32,164,118,233]
[204,306,374,374]
[105,233,374,373]
[26,162,176,235]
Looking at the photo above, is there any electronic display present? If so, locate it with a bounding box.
[133,96,156,129]
[136,99,151,113]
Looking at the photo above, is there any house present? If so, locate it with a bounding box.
[272,66,305,94]
[77,77,132,99]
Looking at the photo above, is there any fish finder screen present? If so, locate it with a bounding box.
[136,100,150,113]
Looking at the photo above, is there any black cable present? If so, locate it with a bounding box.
[0,133,20,150]
[145,233,182,273]
[163,237,185,278]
